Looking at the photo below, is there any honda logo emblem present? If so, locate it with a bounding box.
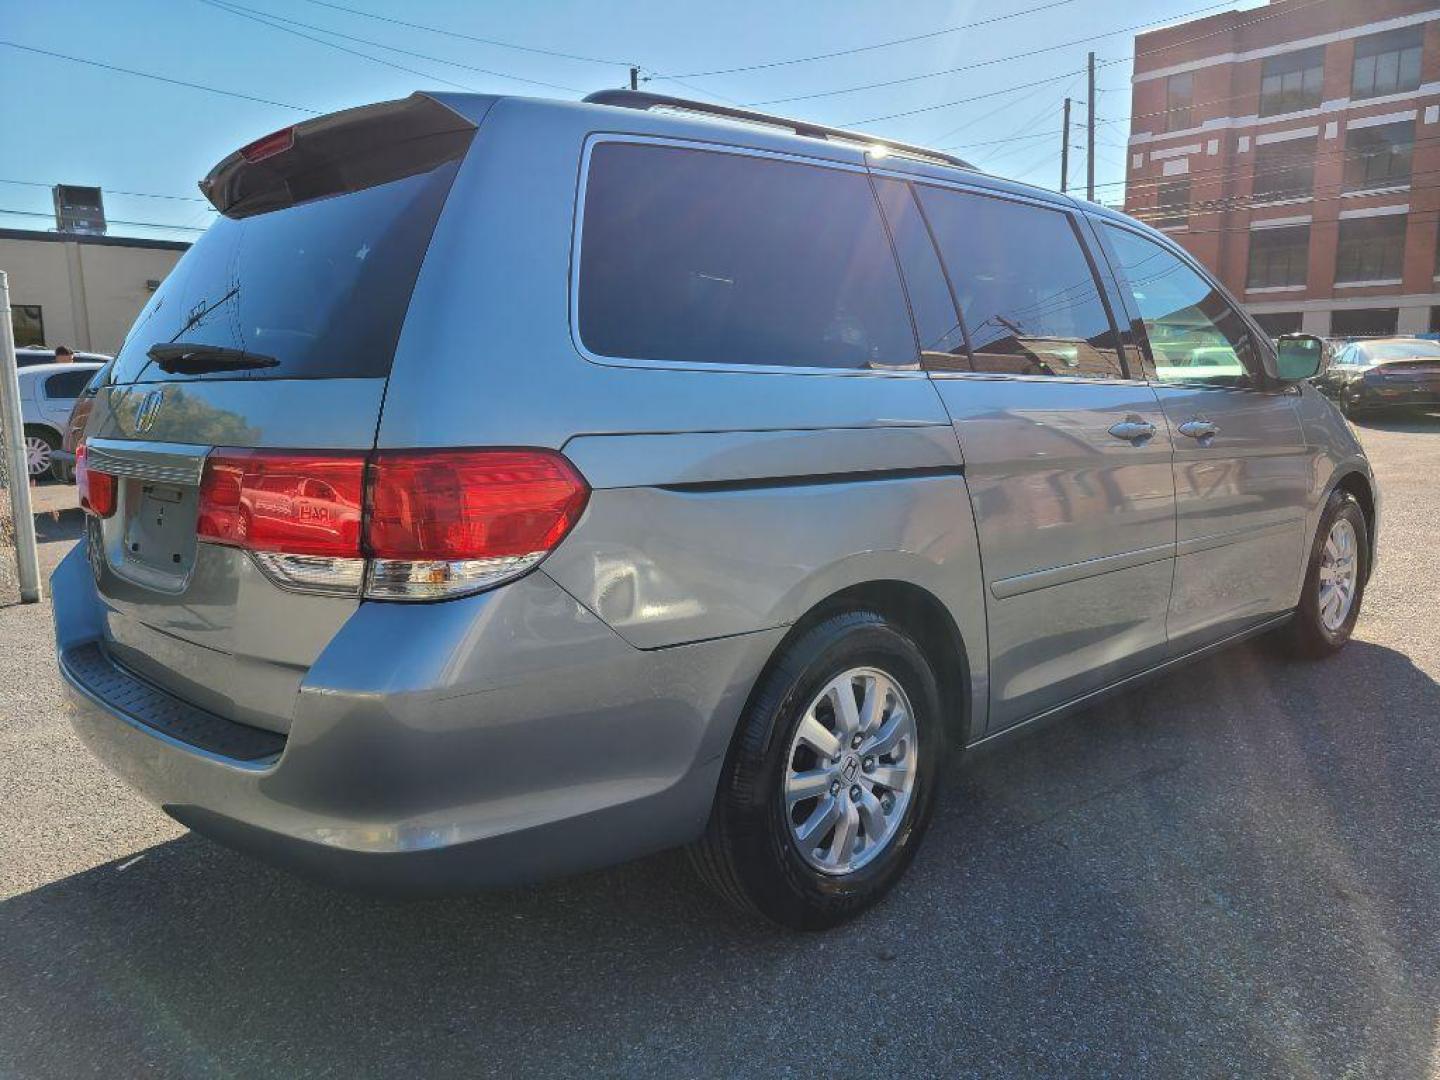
[134,388,164,434]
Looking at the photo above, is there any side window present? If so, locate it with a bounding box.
[44,369,95,399]
[871,178,965,366]
[1101,224,1259,388]
[916,186,1125,379]
[577,142,916,370]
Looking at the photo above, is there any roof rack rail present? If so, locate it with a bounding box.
[582,89,975,171]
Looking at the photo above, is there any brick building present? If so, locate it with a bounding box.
[1126,0,1440,337]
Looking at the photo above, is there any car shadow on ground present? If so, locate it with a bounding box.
[3,638,1439,1077]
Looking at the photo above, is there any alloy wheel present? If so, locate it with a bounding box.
[782,666,918,875]
[1318,517,1359,632]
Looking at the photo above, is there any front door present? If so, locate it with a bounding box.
[891,181,1177,733]
[1096,223,1313,652]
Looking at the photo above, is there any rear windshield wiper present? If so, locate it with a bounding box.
[146,342,280,375]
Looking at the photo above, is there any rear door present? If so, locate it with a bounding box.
[886,179,1177,732]
[1094,221,1312,651]
[80,94,478,733]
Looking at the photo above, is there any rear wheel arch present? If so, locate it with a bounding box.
[759,580,971,751]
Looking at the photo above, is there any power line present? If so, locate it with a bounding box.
[843,0,1334,129]
[1107,129,1440,196]
[0,207,207,232]
[658,0,1083,79]
[845,67,1092,127]
[199,0,480,93]
[204,0,587,94]
[0,40,321,113]
[295,0,635,67]
[0,178,214,205]
[748,1,1239,108]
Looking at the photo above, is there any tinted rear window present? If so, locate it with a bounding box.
[44,369,97,398]
[110,160,460,384]
[578,142,916,369]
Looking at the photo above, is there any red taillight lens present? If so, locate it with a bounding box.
[76,443,116,518]
[238,126,295,163]
[366,449,589,561]
[197,450,366,557]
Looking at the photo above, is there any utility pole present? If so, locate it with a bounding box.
[1060,97,1071,194]
[629,66,640,91]
[1086,51,1096,202]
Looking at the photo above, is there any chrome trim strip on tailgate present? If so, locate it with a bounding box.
[84,438,209,486]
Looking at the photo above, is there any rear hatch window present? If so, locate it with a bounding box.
[110,94,474,385]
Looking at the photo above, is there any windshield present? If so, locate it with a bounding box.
[110,159,460,384]
[1353,340,1440,364]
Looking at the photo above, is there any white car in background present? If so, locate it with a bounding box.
[17,362,105,477]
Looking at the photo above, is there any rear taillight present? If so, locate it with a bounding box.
[365,449,589,600]
[195,448,589,600]
[76,443,116,518]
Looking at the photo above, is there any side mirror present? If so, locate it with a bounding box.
[1275,333,1325,382]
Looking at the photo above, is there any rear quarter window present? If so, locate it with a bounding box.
[577,141,917,370]
[44,369,96,398]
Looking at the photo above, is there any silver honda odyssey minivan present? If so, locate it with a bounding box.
[54,90,1377,929]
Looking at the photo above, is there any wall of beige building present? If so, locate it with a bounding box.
[0,231,187,355]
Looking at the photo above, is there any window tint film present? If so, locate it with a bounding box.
[44,369,96,399]
[578,142,916,370]
[110,159,461,385]
[916,186,1124,378]
[871,178,965,366]
[1102,225,1257,387]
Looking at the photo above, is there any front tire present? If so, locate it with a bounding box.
[1279,489,1369,658]
[690,610,944,930]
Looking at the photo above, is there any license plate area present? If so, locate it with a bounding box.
[109,479,202,591]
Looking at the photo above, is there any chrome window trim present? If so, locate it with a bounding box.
[1095,217,1290,396]
[888,176,1139,384]
[568,133,929,380]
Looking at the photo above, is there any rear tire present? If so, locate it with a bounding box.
[23,427,58,479]
[690,610,944,930]
[1277,489,1369,659]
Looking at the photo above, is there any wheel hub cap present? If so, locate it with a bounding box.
[782,666,918,876]
[1317,517,1359,633]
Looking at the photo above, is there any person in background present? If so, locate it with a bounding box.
[53,346,74,363]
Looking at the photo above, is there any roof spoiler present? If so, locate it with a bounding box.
[200,93,478,219]
[583,89,975,171]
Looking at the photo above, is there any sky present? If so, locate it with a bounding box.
[1,0,1267,243]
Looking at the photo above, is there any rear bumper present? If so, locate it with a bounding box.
[1345,383,1440,408]
[52,545,780,893]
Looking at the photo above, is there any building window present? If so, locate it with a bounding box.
[1154,180,1190,227]
[1260,46,1325,117]
[1251,137,1316,201]
[1253,312,1303,336]
[1165,72,1194,131]
[1352,26,1424,100]
[1331,308,1398,337]
[1247,226,1311,288]
[1343,120,1414,191]
[10,305,43,347]
[1335,215,1407,282]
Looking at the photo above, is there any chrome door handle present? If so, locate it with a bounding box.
[1178,419,1219,441]
[1108,417,1156,444]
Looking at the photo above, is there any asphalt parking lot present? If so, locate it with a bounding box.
[2,415,1438,1079]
